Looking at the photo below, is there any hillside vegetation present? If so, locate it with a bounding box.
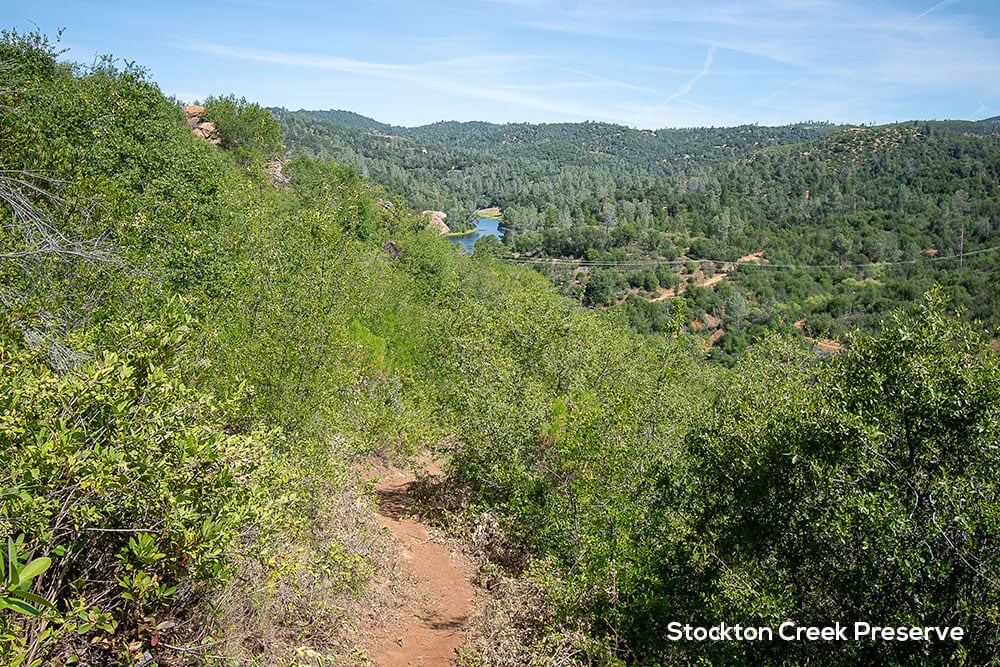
[277,109,1000,364]
[2,31,999,666]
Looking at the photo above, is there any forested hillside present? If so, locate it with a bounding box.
[278,109,1000,363]
[274,108,842,225]
[3,30,999,666]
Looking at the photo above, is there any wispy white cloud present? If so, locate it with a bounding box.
[184,41,613,122]
[14,0,1000,128]
[420,52,545,71]
[611,96,746,129]
[562,68,665,97]
[190,42,410,77]
[740,75,812,114]
[668,44,716,101]
[503,0,1000,88]
[689,0,1000,125]
[180,0,1000,127]
[886,0,959,35]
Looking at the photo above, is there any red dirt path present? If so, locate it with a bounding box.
[365,461,475,666]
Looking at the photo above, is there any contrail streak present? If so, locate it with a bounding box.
[668,44,717,101]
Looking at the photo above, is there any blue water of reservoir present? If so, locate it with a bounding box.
[448,218,503,254]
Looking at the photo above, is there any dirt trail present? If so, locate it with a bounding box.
[648,252,764,302]
[365,460,475,666]
[793,318,846,353]
[649,271,728,301]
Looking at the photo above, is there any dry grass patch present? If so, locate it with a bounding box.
[203,441,403,666]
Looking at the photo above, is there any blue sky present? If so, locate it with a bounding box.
[6,0,1000,128]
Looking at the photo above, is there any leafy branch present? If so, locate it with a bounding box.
[0,536,53,617]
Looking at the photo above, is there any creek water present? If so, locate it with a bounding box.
[448,218,503,253]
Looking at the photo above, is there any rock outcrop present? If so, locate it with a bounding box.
[266,158,289,186]
[184,105,221,146]
[422,210,450,234]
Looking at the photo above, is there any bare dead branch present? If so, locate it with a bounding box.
[0,168,121,266]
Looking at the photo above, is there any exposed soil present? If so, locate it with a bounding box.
[647,251,765,302]
[649,271,728,301]
[736,251,765,263]
[362,459,476,666]
[793,318,846,353]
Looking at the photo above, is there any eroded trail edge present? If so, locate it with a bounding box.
[365,461,476,666]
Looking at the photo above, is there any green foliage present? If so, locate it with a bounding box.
[0,29,61,83]
[395,229,461,301]
[0,536,53,617]
[0,28,445,663]
[621,295,686,335]
[584,268,626,306]
[435,263,718,661]
[0,302,256,661]
[203,94,283,160]
[1,31,237,332]
[472,234,505,259]
[677,291,1000,665]
[278,109,1000,356]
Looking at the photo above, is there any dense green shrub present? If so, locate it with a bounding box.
[0,303,256,662]
[202,94,284,160]
[437,264,718,661]
[675,291,1000,665]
